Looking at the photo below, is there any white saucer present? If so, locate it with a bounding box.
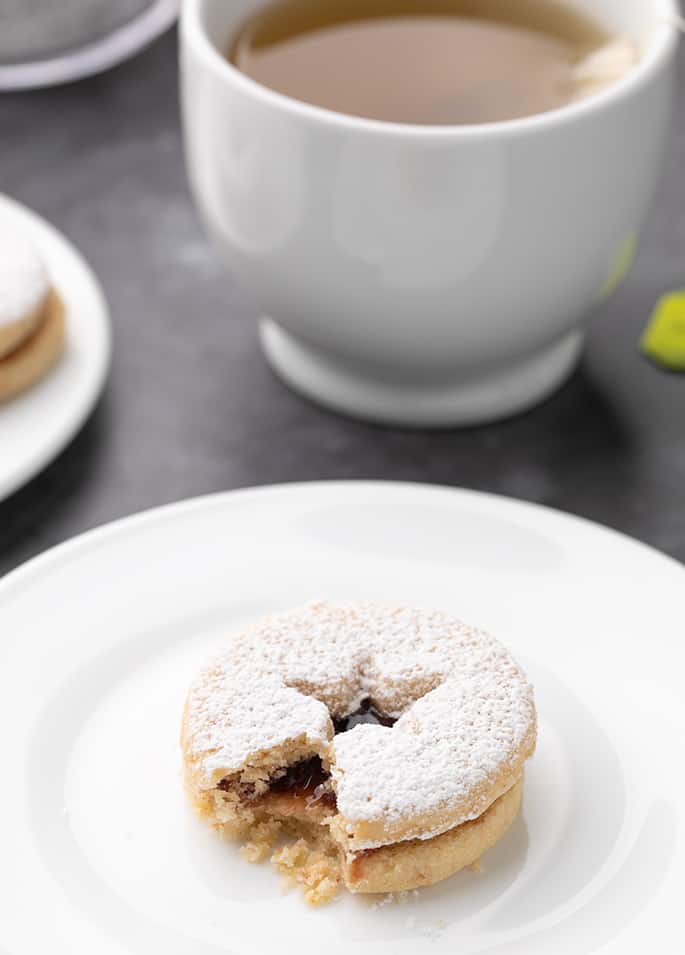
[0,482,683,954]
[0,0,178,90]
[0,195,111,502]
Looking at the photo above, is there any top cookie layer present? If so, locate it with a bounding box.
[183,602,536,848]
[0,225,49,329]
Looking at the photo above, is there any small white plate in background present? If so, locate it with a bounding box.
[0,194,111,502]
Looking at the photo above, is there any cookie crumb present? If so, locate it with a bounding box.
[372,892,395,909]
[271,838,341,906]
[240,820,281,863]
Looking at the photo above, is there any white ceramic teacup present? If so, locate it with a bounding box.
[181,0,679,426]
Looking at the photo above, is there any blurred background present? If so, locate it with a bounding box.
[1,18,684,576]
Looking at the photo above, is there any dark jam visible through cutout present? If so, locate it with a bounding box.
[332,698,397,734]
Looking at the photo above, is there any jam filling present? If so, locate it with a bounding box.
[269,756,329,795]
[332,698,397,733]
[268,701,397,804]
[218,700,397,808]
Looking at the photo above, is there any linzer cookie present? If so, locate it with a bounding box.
[0,224,65,402]
[181,602,536,903]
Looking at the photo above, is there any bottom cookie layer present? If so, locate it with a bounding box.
[344,779,522,894]
[207,778,523,903]
[0,291,47,360]
[0,289,65,402]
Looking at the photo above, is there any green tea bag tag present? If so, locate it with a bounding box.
[641,292,685,372]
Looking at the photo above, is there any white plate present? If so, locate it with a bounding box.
[0,482,683,955]
[0,1,179,90]
[0,195,111,502]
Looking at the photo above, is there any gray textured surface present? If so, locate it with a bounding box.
[0,29,684,576]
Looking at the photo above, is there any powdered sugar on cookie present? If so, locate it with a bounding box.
[183,602,536,849]
[186,667,332,781]
[0,225,49,328]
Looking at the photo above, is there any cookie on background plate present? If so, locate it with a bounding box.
[0,224,65,401]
